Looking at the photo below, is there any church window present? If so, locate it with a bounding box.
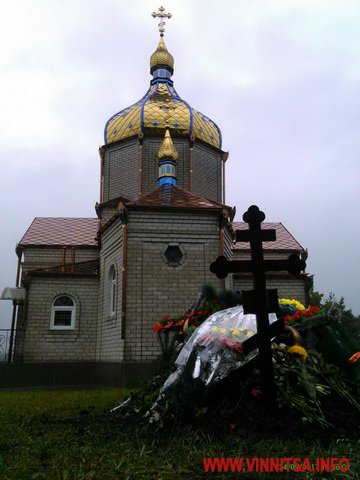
[109,266,117,315]
[164,245,183,266]
[50,295,75,330]
[166,165,170,174]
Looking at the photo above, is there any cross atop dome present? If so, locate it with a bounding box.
[103,5,222,149]
[151,6,172,37]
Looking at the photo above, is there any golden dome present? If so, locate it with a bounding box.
[157,129,179,161]
[104,38,222,149]
[150,37,174,73]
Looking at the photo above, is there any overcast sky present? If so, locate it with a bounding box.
[1,0,359,328]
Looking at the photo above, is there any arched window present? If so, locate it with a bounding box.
[109,266,117,316]
[50,295,75,330]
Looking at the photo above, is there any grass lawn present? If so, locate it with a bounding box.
[0,388,358,479]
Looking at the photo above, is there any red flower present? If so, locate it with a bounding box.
[221,337,231,348]
[232,342,243,352]
[153,323,163,333]
[163,321,173,330]
[251,387,260,399]
[174,319,185,327]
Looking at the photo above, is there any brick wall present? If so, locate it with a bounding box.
[234,274,308,305]
[102,136,223,203]
[21,247,99,275]
[21,277,99,362]
[192,142,222,203]
[223,225,234,291]
[103,138,140,201]
[97,219,124,362]
[124,209,224,361]
[99,206,119,225]
[233,250,302,261]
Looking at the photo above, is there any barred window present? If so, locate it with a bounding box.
[50,295,75,330]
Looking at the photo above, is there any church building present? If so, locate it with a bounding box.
[8,8,309,385]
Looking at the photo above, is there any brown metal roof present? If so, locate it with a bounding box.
[127,185,224,210]
[232,222,304,251]
[97,195,130,207]
[19,218,99,247]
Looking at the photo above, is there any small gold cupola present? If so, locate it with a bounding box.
[157,129,178,186]
[150,36,174,75]
[150,6,174,79]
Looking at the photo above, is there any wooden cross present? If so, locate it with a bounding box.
[210,205,306,403]
[151,6,172,37]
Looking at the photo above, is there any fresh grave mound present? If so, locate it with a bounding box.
[113,297,360,435]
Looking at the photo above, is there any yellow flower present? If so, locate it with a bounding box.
[279,298,305,311]
[246,330,254,337]
[288,344,308,361]
[211,326,219,332]
[218,328,227,334]
[231,328,243,336]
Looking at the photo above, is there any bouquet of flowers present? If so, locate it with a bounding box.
[279,298,324,326]
[165,306,277,387]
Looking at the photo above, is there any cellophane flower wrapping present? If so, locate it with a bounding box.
[161,305,278,391]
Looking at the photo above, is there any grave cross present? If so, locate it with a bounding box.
[210,205,306,403]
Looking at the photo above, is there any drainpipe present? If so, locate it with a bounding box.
[15,249,21,288]
[121,223,128,339]
[99,146,105,203]
[71,248,75,273]
[219,226,225,290]
[8,248,22,363]
[221,151,229,204]
[61,247,66,273]
[8,302,17,363]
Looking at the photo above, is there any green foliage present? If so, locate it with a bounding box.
[202,283,242,307]
[309,289,324,307]
[273,345,360,427]
[310,290,360,341]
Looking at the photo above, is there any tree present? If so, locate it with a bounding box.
[310,290,360,340]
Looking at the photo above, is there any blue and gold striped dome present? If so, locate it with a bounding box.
[104,37,222,149]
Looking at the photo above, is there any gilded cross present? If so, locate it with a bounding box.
[152,6,172,37]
